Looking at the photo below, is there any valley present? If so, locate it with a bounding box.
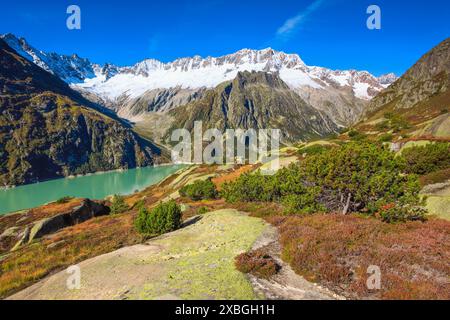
[0,32,449,301]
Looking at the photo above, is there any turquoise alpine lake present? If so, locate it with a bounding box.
[0,165,186,215]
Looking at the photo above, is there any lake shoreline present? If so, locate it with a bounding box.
[0,164,186,215]
[0,162,182,191]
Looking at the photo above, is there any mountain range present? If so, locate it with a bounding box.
[1,34,396,127]
[1,33,448,186]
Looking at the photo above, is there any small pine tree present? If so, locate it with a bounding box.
[179,179,218,201]
[110,195,129,215]
[135,200,182,235]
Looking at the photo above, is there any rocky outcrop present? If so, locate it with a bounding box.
[0,199,110,252]
[117,87,207,120]
[167,71,339,143]
[294,85,367,127]
[27,199,109,241]
[368,38,450,113]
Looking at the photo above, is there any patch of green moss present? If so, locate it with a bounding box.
[130,210,267,300]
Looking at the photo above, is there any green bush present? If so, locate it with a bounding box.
[401,142,450,175]
[378,204,427,223]
[197,207,210,215]
[56,196,73,204]
[378,133,393,142]
[179,178,218,201]
[135,200,182,235]
[302,142,422,214]
[222,142,425,221]
[110,195,129,214]
[348,130,367,141]
[298,144,332,156]
[281,191,325,215]
[378,113,411,133]
[375,120,390,131]
[221,171,276,203]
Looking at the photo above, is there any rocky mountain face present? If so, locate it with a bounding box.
[166,71,339,143]
[0,39,158,187]
[357,38,450,139]
[2,34,396,127]
[0,33,119,83]
[368,38,450,113]
[117,87,207,121]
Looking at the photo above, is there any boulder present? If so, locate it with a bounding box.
[1,199,110,252]
[27,199,110,243]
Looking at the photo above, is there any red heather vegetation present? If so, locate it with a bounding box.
[268,214,450,300]
[235,248,280,279]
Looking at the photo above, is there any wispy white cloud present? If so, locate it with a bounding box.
[275,0,326,41]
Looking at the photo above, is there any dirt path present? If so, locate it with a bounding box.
[8,209,340,300]
[247,224,343,300]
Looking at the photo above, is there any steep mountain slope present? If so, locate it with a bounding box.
[2,34,396,127]
[359,38,450,137]
[368,38,449,112]
[0,39,158,187]
[0,34,118,83]
[165,71,339,143]
[117,87,207,121]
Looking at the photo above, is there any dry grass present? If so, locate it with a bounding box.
[212,165,256,191]
[420,168,450,187]
[0,198,82,234]
[268,214,450,300]
[0,212,141,298]
[0,165,222,298]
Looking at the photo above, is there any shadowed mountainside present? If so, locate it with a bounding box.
[0,39,160,186]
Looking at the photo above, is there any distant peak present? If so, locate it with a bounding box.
[1,33,18,40]
[377,73,398,85]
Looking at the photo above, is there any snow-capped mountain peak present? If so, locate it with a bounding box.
[0,33,115,83]
[378,73,398,85]
[1,34,397,103]
[76,47,394,100]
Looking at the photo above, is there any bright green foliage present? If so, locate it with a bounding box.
[197,207,210,215]
[377,113,411,133]
[378,133,393,142]
[179,178,218,201]
[110,195,129,215]
[56,196,73,204]
[221,166,322,214]
[222,142,425,221]
[135,200,182,235]
[348,130,367,141]
[302,142,422,214]
[401,142,450,175]
[378,204,427,223]
[281,192,325,215]
[298,144,333,156]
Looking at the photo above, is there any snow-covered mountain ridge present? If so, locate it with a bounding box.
[1,33,396,102]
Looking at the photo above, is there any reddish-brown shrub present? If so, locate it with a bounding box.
[235,249,280,279]
[276,214,450,300]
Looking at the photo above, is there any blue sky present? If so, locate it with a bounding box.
[0,0,449,76]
